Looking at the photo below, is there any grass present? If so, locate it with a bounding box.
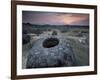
[68,39,89,66]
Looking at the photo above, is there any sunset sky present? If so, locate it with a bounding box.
[22,11,89,26]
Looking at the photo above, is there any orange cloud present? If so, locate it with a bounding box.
[58,14,89,25]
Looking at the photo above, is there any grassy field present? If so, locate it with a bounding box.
[68,39,89,66]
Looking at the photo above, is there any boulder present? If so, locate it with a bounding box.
[23,34,30,45]
[26,36,76,68]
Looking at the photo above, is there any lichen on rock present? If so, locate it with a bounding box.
[26,36,76,68]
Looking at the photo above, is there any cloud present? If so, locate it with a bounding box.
[22,11,89,25]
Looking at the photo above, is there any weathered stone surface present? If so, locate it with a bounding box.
[26,36,76,68]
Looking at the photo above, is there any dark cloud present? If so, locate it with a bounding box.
[22,11,89,26]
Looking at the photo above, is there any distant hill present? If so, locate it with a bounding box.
[22,23,89,34]
[23,23,89,28]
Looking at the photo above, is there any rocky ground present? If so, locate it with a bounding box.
[26,36,76,68]
[22,29,89,69]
